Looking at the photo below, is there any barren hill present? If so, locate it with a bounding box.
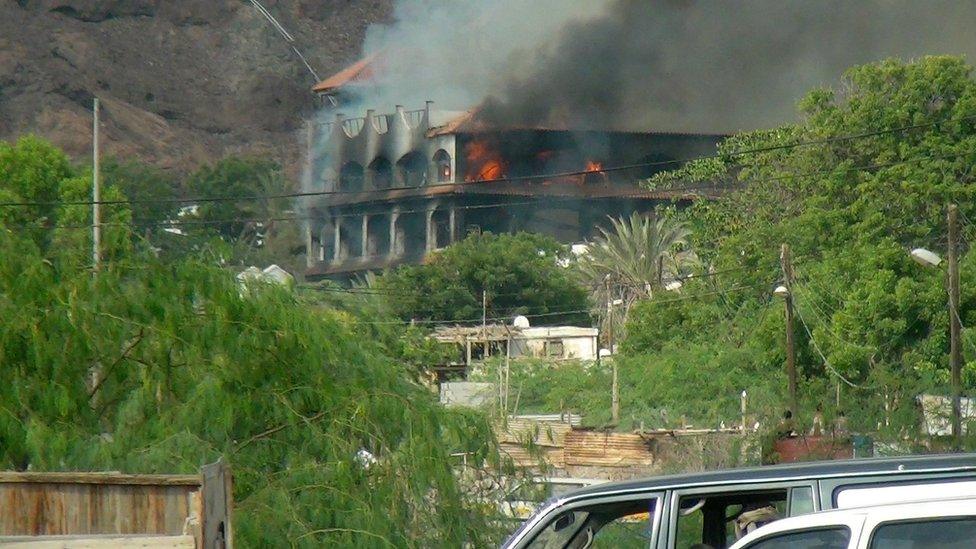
[0,0,392,176]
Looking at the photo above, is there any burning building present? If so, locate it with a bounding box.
[303,61,725,281]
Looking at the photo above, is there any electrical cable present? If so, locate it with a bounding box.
[792,297,870,389]
[1,114,973,209]
[8,147,971,235]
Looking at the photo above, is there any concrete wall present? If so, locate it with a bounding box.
[440,382,494,408]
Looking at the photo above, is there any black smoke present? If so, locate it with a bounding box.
[483,0,976,133]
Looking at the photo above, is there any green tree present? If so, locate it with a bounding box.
[0,135,74,249]
[184,156,282,242]
[622,56,976,437]
[0,230,510,547]
[0,135,132,265]
[377,232,591,325]
[101,158,180,233]
[577,213,698,339]
[182,156,304,269]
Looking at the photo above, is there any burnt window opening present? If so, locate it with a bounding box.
[366,214,390,257]
[433,149,452,182]
[396,151,427,187]
[338,162,365,193]
[368,157,393,190]
[431,207,452,249]
[319,222,336,262]
[394,212,426,258]
[337,218,363,260]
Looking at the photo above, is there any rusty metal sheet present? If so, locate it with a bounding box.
[563,431,655,468]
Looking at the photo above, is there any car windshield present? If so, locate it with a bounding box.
[510,498,658,549]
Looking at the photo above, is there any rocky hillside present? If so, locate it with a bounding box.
[0,0,392,176]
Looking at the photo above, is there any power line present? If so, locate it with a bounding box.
[0,197,580,231]
[326,281,768,327]
[793,297,869,389]
[7,147,972,235]
[2,114,973,210]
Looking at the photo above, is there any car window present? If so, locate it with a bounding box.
[788,486,815,516]
[675,490,788,549]
[869,517,976,549]
[525,498,657,549]
[742,527,850,549]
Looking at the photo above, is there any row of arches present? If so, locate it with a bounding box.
[337,149,453,192]
[318,206,456,263]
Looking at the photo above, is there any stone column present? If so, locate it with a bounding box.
[425,205,436,253]
[305,224,314,268]
[448,205,457,244]
[389,210,400,258]
[361,215,370,258]
[333,218,342,262]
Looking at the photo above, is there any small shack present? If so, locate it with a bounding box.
[433,322,599,371]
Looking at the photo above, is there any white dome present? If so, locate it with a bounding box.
[512,315,530,328]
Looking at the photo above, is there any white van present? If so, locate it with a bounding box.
[729,496,976,549]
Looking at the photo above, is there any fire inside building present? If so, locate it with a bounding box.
[303,60,725,281]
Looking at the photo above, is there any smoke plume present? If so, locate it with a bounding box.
[360,0,976,133]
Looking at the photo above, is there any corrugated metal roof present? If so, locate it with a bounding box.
[564,431,655,468]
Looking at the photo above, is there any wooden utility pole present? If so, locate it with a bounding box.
[482,289,489,359]
[948,203,962,449]
[606,278,619,424]
[504,326,511,416]
[781,243,798,417]
[92,98,101,271]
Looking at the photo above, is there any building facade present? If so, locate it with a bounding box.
[304,102,724,281]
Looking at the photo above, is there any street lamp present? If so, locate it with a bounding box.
[774,276,797,417]
[910,204,961,450]
[910,248,942,267]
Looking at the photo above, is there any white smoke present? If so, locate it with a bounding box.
[355,0,611,113]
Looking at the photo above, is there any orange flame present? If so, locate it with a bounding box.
[465,140,507,182]
[584,160,604,173]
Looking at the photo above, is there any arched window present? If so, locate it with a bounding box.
[396,152,427,187]
[368,157,393,190]
[433,149,452,182]
[338,162,364,193]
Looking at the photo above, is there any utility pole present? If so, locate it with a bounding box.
[482,289,489,359]
[606,278,619,424]
[504,327,511,416]
[781,243,798,418]
[948,203,962,450]
[92,97,101,271]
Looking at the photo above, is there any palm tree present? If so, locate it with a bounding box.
[577,213,698,341]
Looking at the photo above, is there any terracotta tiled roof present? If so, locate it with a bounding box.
[312,54,378,93]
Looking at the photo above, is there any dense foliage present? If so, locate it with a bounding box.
[496,57,976,444]
[616,56,976,439]
[0,137,511,547]
[377,231,590,325]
